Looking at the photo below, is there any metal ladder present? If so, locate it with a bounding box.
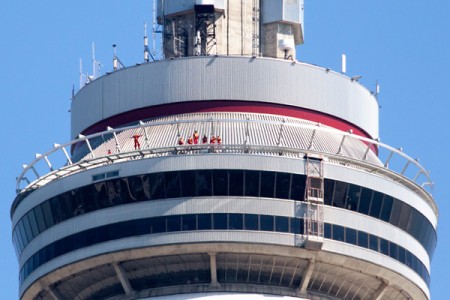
[304,154,324,250]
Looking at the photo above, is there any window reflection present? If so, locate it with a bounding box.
[14,169,436,261]
[19,214,430,288]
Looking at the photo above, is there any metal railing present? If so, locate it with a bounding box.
[15,118,435,211]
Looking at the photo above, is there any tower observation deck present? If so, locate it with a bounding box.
[11,1,437,300]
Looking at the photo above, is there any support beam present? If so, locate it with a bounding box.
[296,259,315,294]
[371,281,388,300]
[209,252,220,287]
[113,262,134,295]
[48,287,64,300]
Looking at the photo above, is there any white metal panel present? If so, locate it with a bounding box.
[71,57,379,140]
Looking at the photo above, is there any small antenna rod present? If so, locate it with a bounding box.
[144,23,149,62]
[79,58,83,89]
[92,42,96,78]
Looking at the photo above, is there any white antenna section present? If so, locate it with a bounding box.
[112,44,125,71]
[79,58,83,89]
[341,54,347,74]
[144,22,149,62]
[91,42,103,79]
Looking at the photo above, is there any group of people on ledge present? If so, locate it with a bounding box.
[178,130,222,145]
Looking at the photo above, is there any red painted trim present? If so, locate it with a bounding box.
[75,100,377,153]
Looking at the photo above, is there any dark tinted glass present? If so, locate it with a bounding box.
[182,215,196,231]
[165,172,181,198]
[198,214,212,230]
[357,231,368,248]
[260,171,275,198]
[358,187,372,214]
[33,205,46,233]
[333,225,344,241]
[346,184,360,211]
[380,195,393,222]
[291,174,305,201]
[213,214,227,229]
[26,210,39,237]
[323,179,334,205]
[228,170,244,196]
[324,223,331,238]
[260,215,274,231]
[389,242,398,260]
[369,235,378,251]
[244,170,260,197]
[346,228,357,245]
[149,173,166,199]
[290,218,302,234]
[369,191,383,218]
[332,182,347,208]
[167,215,181,232]
[180,170,196,197]
[380,238,389,255]
[276,172,291,199]
[212,170,228,196]
[244,214,258,230]
[229,214,243,229]
[275,216,289,232]
[196,170,212,196]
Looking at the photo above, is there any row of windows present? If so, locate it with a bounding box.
[13,169,436,258]
[19,213,429,287]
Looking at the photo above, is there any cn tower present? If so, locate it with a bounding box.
[11,1,437,299]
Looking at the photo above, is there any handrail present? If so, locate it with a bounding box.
[15,118,434,211]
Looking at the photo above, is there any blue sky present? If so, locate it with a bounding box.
[1,1,449,299]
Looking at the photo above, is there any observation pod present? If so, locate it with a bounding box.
[11,1,437,300]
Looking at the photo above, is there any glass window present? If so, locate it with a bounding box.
[380,195,393,222]
[228,170,244,196]
[324,223,331,238]
[389,242,398,260]
[17,220,29,246]
[332,181,348,208]
[26,210,39,238]
[333,225,344,241]
[276,173,291,199]
[198,214,212,230]
[22,216,34,244]
[346,184,361,212]
[229,214,243,229]
[406,250,412,267]
[180,170,196,197]
[389,199,402,227]
[398,246,406,264]
[345,228,357,245]
[167,215,181,232]
[182,215,196,231]
[323,179,334,205]
[369,191,383,219]
[397,204,411,231]
[290,218,303,234]
[151,216,166,233]
[357,231,368,248]
[41,200,54,228]
[358,187,372,215]
[14,227,24,252]
[149,173,166,200]
[260,215,274,231]
[244,170,260,197]
[291,174,306,201]
[165,171,181,198]
[244,214,258,230]
[380,238,389,256]
[33,205,47,233]
[212,170,228,196]
[275,216,289,232]
[369,235,379,252]
[213,214,228,230]
[197,170,212,197]
[260,171,275,198]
